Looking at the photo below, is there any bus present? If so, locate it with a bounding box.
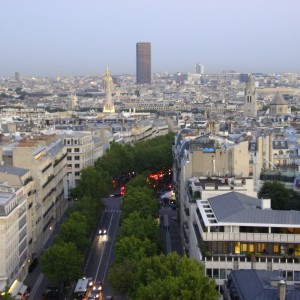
[73,277,93,300]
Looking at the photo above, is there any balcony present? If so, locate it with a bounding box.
[42,174,55,189]
[202,231,300,243]
[187,186,200,203]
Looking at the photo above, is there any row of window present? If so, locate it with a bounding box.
[67,148,80,152]
[67,164,80,168]
[206,268,300,281]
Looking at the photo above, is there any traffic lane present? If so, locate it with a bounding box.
[85,208,115,274]
[102,196,122,210]
[95,210,121,298]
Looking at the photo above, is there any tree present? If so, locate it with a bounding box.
[258,181,297,210]
[41,242,83,299]
[56,217,89,253]
[121,187,159,220]
[108,259,139,297]
[120,212,159,244]
[134,253,218,300]
[126,174,152,190]
[73,196,103,229]
[114,236,157,264]
[71,166,112,201]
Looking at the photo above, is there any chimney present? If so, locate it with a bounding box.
[261,198,271,210]
[278,280,286,300]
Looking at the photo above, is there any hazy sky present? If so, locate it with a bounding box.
[1,0,300,77]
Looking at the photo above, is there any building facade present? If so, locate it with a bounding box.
[0,134,68,255]
[0,176,29,290]
[62,131,103,193]
[136,42,151,84]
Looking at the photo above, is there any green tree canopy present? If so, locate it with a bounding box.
[56,217,89,253]
[120,212,159,244]
[258,181,300,210]
[71,166,112,201]
[72,195,103,229]
[121,187,159,220]
[134,253,218,300]
[114,236,157,264]
[108,259,139,297]
[41,242,83,285]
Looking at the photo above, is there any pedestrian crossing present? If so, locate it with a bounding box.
[105,209,121,213]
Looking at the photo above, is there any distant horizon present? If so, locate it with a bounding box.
[2,70,298,79]
[1,0,300,77]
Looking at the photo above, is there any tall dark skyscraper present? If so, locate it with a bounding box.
[136,42,151,84]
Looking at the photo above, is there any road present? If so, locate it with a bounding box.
[26,196,183,300]
[26,196,122,300]
[84,196,122,299]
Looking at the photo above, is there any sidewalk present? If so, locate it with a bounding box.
[24,214,67,299]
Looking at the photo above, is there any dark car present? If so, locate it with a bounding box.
[42,286,59,300]
[110,193,122,197]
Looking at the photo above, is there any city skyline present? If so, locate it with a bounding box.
[1,0,300,77]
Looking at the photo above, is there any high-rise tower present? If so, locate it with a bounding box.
[244,75,258,118]
[136,42,151,84]
[195,63,204,75]
[102,68,115,113]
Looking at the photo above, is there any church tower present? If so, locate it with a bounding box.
[102,68,115,113]
[244,75,258,118]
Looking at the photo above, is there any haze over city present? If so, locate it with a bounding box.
[1,0,300,77]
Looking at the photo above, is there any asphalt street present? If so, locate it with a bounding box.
[23,197,183,300]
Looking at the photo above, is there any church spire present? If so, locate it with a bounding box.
[102,68,115,114]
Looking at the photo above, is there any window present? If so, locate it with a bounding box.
[74,148,80,152]
[213,269,219,279]
[67,148,71,153]
[241,243,247,253]
[75,172,80,176]
[67,164,72,168]
[74,156,80,160]
[75,164,80,168]
[67,156,72,161]
[273,244,279,254]
[220,269,226,279]
[234,242,240,254]
[206,269,212,277]
[257,243,265,253]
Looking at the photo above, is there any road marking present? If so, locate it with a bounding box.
[101,211,121,283]
[84,212,105,273]
[94,214,114,280]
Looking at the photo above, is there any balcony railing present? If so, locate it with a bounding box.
[203,231,300,243]
[204,253,300,264]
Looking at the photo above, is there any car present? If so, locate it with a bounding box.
[93,281,103,292]
[98,228,107,235]
[110,193,122,197]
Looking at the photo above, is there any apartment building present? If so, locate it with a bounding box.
[0,134,68,255]
[173,130,300,293]
[191,191,300,291]
[0,178,28,290]
[62,131,103,193]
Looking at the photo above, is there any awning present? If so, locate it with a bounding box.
[8,280,22,296]
[19,285,28,295]
[8,280,28,297]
